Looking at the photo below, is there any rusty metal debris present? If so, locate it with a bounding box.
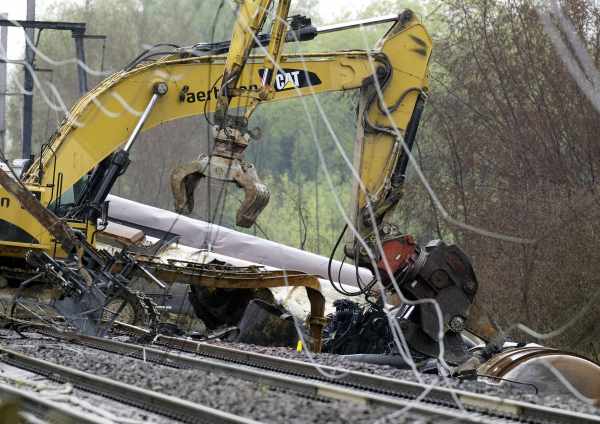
[120,256,326,351]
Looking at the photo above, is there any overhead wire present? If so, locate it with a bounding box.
[297,188,308,250]
[202,0,230,253]
[2,4,474,411]
[7,1,599,414]
[237,4,435,384]
[2,2,464,408]
[166,0,229,339]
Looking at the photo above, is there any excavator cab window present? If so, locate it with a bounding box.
[48,175,88,218]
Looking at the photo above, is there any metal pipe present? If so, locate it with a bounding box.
[316,14,398,35]
[136,263,167,289]
[123,83,167,152]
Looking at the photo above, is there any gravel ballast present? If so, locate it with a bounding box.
[0,335,401,424]
[205,341,600,416]
[1,331,598,421]
[0,358,173,423]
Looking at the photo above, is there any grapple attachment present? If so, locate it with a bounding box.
[171,127,270,227]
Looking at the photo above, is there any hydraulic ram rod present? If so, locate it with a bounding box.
[85,82,168,221]
[184,14,400,56]
[123,82,168,151]
[316,14,399,34]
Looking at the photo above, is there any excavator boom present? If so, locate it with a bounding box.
[0,9,431,259]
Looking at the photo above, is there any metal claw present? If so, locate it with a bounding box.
[234,162,270,227]
[171,126,270,227]
[170,155,270,227]
[171,160,205,215]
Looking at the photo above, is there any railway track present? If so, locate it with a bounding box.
[32,327,600,424]
[0,343,260,424]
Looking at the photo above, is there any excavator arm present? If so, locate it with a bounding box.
[22,53,375,198]
[1,8,431,257]
[0,2,498,365]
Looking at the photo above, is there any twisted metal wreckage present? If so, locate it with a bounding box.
[0,0,598,401]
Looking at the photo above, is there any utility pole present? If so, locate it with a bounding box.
[0,13,7,153]
[73,33,88,95]
[22,0,36,159]
[0,16,98,159]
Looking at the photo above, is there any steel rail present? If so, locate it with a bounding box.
[35,328,600,424]
[0,381,112,424]
[0,345,260,424]
[151,334,600,424]
[31,328,485,423]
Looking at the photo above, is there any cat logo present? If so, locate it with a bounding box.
[0,197,9,208]
[277,71,300,90]
[259,68,322,92]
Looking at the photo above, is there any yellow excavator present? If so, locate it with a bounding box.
[0,1,598,399]
[0,0,512,367]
